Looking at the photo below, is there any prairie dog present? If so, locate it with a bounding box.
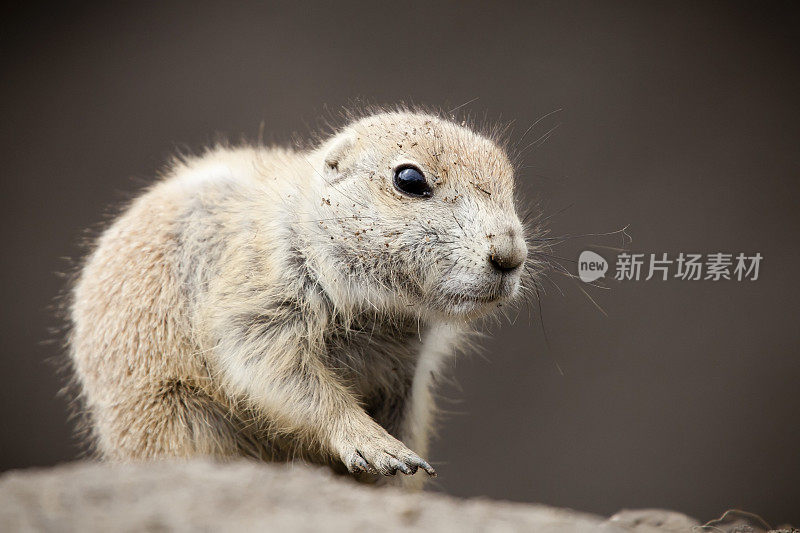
[68,110,529,487]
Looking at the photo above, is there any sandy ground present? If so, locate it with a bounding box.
[0,460,706,532]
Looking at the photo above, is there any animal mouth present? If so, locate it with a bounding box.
[444,289,504,305]
[433,273,520,311]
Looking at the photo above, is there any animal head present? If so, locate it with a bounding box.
[306,111,529,321]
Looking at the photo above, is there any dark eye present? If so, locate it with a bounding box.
[393,166,432,198]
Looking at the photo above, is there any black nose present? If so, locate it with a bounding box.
[489,252,523,272]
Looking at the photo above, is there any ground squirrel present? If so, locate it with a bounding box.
[67,109,531,487]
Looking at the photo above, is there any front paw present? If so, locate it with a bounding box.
[337,433,436,478]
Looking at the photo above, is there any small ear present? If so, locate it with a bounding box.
[323,132,357,174]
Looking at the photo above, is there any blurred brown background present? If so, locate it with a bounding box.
[2,0,798,525]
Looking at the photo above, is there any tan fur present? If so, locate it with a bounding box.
[68,111,529,488]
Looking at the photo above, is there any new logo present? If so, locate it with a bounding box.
[578,250,608,283]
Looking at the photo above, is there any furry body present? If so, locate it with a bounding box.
[68,111,528,487]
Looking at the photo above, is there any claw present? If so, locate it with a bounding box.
[416,459,437,477]
[394,460,412,475]
[342,442,434,479]
[350,454,370,473]
[385,457,405,475]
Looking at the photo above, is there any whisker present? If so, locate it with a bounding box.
[532,251,578,264]
[447,96,480,115]
[532,203,574,225]
[516,108,563,146]
[518,123,561,154]
[531,225,632,244]
[549,267,610,315]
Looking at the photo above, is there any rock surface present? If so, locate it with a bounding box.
[0,460,701,532]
